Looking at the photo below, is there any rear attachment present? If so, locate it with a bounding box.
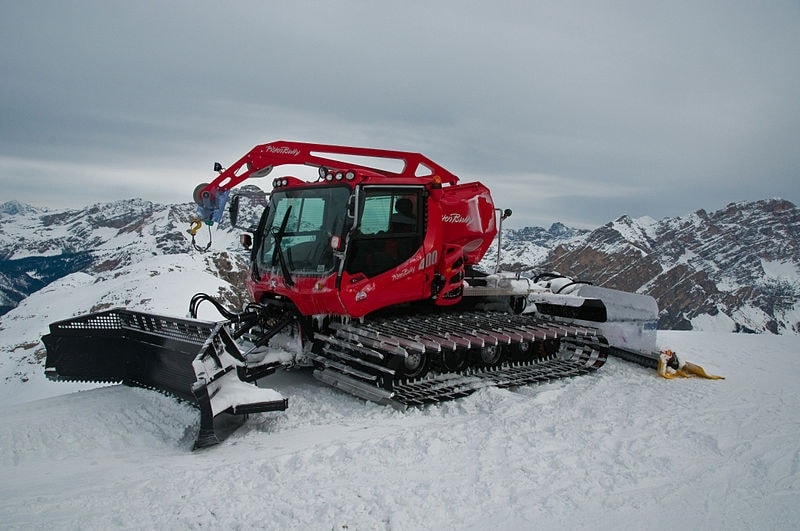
[42,309,288,449]
[311,312,608,407]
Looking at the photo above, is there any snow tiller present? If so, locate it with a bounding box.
[43,141,669,449]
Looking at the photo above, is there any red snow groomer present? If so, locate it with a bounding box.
[43,141,664,448]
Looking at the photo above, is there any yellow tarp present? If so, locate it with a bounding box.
[657,350,724,380]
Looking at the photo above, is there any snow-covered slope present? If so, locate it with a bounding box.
[1,331,797,530]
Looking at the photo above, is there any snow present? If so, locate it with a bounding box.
[1,331,799,530]
[610,215,658,249]
[205,369,285,416]
[761,258,800,283]
[691,311,737,333]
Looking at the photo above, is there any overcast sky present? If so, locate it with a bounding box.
[2,1,798,228]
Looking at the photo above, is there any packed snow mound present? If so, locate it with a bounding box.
[1,331,798,530]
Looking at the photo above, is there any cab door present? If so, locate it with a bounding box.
[340,186,428,313]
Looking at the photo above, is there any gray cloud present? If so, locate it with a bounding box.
[2,1,798,228]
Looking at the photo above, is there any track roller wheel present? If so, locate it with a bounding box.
[437,349,469,372]
[540,338,560,358]
[471,345,505,367]
[507,341,535,362]
[400,350,429,379]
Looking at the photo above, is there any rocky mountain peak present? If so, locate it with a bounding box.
[0,200,41,217]
[505,199,800,333]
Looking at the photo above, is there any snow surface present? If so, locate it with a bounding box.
[1,331,799,530]
[761,258,800,283]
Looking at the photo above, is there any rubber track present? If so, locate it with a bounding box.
[312,312,608,407]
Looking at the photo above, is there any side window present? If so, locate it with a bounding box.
[360,195,392,234]
[360,192,419,234]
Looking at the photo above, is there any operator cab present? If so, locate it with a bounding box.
[252,179,425,282]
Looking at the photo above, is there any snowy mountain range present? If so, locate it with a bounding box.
[0,194,256,316]
[2,194,798,334]
[494,198,800,334]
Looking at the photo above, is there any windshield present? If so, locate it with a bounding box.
[257,185,350,275]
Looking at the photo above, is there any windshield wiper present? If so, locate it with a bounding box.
[270,206,295,287]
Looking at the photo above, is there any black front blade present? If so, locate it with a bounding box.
[42,308,288,449]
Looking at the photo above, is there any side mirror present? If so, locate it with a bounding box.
[229,195,241,228]
[240,233,253,250]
